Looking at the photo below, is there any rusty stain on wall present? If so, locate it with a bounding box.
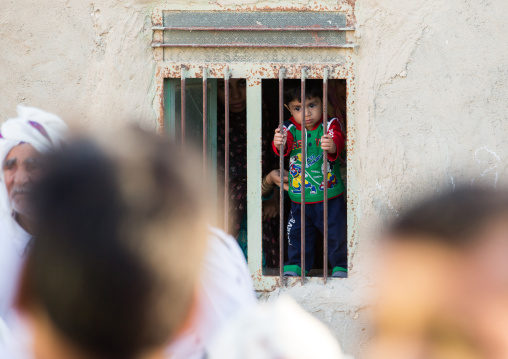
[345,0,357,27]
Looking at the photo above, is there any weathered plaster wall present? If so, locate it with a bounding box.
[0,0,156,129]
[263,0,508,357]
[1,0,507,357]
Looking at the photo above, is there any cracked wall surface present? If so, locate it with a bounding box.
[1,0,508,357]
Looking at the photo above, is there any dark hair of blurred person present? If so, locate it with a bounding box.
[371,187,508,359]
[15,127,209,359]
[388,187,508,248]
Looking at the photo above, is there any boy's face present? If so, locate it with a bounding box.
[285,96,323,130]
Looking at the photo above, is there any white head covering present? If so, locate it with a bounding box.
[0,105,68,217]
[208,296,351,359]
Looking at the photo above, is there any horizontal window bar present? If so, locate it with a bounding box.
[160,30,348,48]
[152,26,356,31]
[152,42,357,49]
[162,11,347,29]
[154,63,352,80]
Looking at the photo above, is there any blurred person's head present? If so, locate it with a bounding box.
[0,105,67,232]
[217,79,247,113]
[372,187,508,359]
[16,127,209,359]
[388,187,508,289]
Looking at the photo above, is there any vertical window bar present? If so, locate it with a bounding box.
[322,68,329,283]
[203,68,208,175]
[180,65,186,148]
[224,68,230,232]
[278,68,286,285]
[301,68,307,283]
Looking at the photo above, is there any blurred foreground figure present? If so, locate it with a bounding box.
[208,296,350,359]
[0,106,67,343]
[371,188,508,359]
[166,225,256,359]
[15,128,210,359]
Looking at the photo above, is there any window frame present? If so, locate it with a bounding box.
[151,4,358,291]
[154,63,357,291]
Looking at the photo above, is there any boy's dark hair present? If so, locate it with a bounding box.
[283,79,323,105]
[23,128,208,359]
[388,187,508,247]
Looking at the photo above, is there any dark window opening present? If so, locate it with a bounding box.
[261,79,348,278]
[164,75,348,280]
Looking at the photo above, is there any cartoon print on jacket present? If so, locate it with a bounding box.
[289,154,317,195]
[319,161,338,191]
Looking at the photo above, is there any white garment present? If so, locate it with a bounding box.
[0,315,33,359]
[0,105,66,319]
[166,227,257,359]
[0,215,31,324]
[208,296,352,359]
[0,216,33,359]
[0,105,65,359]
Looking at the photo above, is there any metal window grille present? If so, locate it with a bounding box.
[152,10,356,290]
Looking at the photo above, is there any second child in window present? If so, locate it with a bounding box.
[272,79,347,278]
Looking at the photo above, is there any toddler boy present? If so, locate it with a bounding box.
[272,80,347,278]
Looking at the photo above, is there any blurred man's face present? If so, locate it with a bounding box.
[370,239,480,359]
[3,143,44,217]
[371,226,508,359]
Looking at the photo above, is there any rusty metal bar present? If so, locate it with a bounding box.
[180,65,186,148]
[152,43,357,49]
[323,68,329,283]
[301,68,307,284]
[203,68,208,175]
[224,68,230,232]
[279,68,285,286]
[152,26,356,31]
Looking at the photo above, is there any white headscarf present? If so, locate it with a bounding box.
[0,105,68,217]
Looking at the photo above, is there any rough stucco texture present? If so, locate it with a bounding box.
[264,0,508,357]
[0,0,156,130]
[1,0,508,357]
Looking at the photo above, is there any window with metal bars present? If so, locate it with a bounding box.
[152,10,356,290]
[161,67,350,286]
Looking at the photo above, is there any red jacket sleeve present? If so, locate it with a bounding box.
[272,126,293,157]
[326,118,345,162]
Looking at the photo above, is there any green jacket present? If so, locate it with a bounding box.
[272,117,345,203]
